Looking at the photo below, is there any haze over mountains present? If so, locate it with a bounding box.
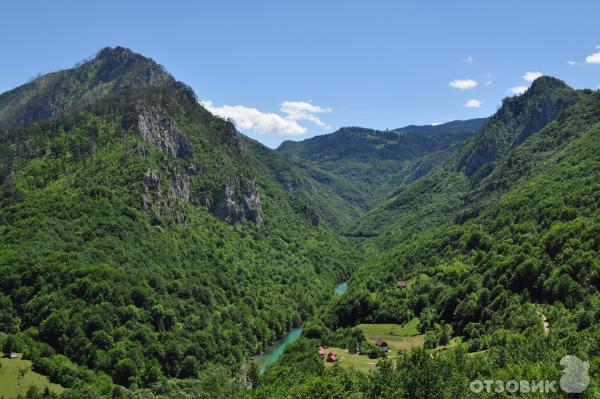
[0,47,598,398]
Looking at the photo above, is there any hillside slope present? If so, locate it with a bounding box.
[0,47,174,129]
[277,119,486,212]
[0,48,362,398]
[349,77,584,244]
[241,79,600,399]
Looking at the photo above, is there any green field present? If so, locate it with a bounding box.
[317,316,467,382]
[357,317,420,341]
[321,318,424,372]
[356,318,461,354]
[322,347,378,372]
[0,354,64,398]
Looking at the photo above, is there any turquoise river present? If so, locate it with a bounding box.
[254,281,348,373]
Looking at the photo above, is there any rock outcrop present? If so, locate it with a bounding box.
[142,166,263,226]
[141,168,192,226]
[210,179,263,224]
[170,173,191,204]
[142,169,162,211]
[136,103,193,158]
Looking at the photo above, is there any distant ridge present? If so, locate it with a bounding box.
[277,118,487,211]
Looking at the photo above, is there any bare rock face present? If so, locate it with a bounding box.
[142,168,191,226]
[170,173,190,204]
[464,142,497,177]
[142,169,162,211]
[210,179,263,224]
[136,103,193,158]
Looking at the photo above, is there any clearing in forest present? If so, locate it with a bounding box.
[0,353,65,398]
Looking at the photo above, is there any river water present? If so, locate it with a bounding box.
[254,281,348,373]
[254,327,302,373]
[335,281,348,295]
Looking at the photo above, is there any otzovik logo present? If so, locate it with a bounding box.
[559,355,590,394]
[469,355,590,394]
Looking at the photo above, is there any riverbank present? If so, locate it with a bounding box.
[251,281,348,374]
[254,328,302,373]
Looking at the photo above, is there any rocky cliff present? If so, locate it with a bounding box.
[135,102,193,158]
[209,179,263,224]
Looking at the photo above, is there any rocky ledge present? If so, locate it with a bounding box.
[135,103,193,158]
[209,179,263,224]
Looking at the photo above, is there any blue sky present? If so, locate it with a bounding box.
[2,1,599,148]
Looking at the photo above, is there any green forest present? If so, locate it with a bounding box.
[0,47,598,398]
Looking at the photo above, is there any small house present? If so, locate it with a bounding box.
[375,339,389,352]
[397,279,407,289]
[9,352,18,359]
[317,346,326,359]
[326,352,337,362]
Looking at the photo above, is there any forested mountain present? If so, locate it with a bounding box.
[348,77,584,243]
[0,47,362,398]
[1,47,598,399]
[0,47,173,129]
[277,119,486,212]
[243,78,600,398]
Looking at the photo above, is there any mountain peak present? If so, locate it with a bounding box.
[86,46,172,87]
[0,47,175,128]
[93,46,161,72]
[96,45,136,59]
[458,76,577,177]
[527,76,569,94]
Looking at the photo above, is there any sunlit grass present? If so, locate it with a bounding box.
[0,353,64,398]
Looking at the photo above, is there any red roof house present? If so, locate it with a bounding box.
[317,346,326,359]
[326,352,337,362]
[397,279,407,289]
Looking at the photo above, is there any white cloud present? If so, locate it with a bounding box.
[462,55,474,63]
[596,45,600,49]
[280,101,331,128]
[508,86,528,95]
[200,100,331,137]
[431,122,444,126]
[464,99,481,108]
[522,71,543,82]
[484,80,493,86]
[585,51,600,64]
[449,79,478,90]
[567,60,579,66]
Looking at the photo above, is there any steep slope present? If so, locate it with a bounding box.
[239,137,363,228]
[0,48,362,397]
[338,79,600,366]
[277,119,486,211]
[352,84,599,301]
[0,47,359,228]
[240,80,600,399]
[349,77,583,244]
[456,77,578,178]
[0,47,175,129]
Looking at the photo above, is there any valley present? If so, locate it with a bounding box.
[242,77,600,398]
[252,281,349,374]
[0,47,598,399]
